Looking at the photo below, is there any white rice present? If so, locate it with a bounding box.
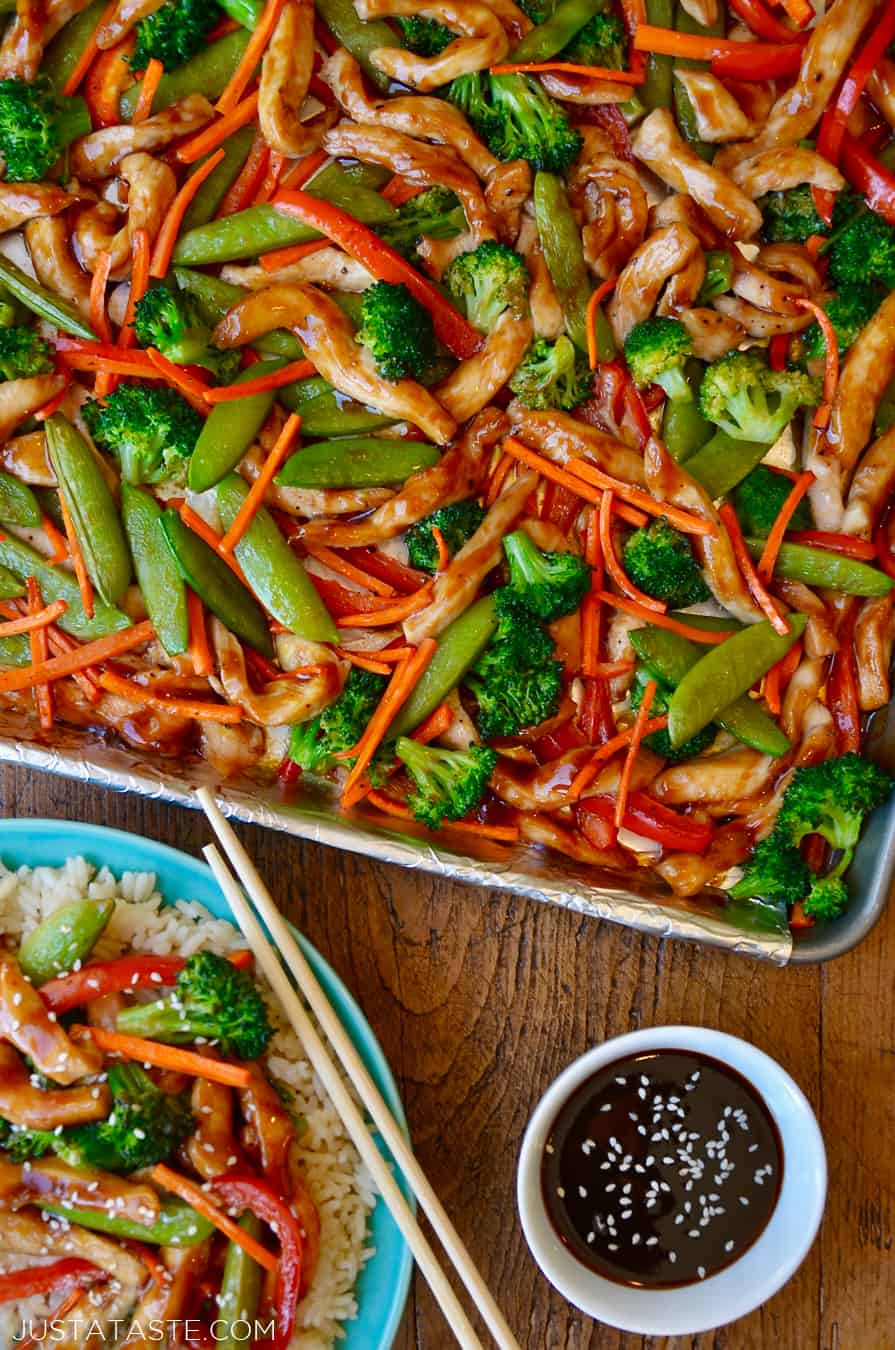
[0,856,377,1349]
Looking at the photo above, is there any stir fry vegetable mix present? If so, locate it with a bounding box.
[0,0,893,923]
[0,909,317,1348]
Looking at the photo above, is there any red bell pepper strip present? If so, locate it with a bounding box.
[711,40,806,80]
[840,132,895,227]
[768,334,790,372]
[787,530,878,560]
[40,951,252,1014]
[577,791,715,853]
[0,1259,101,1305]
[342,547,427,595]
[577,800,617,850]
[728,0,802,43]
[271,189,482,359]
[213,1174,304,1350]
[534,717,585,762]
[578,677,617,743]
[828,601,861,754]
[817,1,895,171]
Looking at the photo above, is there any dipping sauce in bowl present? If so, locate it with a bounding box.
[540,1048,782,1288]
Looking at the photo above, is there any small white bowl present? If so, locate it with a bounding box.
[517,1025,826,1336]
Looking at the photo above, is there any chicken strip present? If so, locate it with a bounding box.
[260,0,335,155]
[672,71,756,144]
[855,593,895,712]
[0,1157,160,1227]
[843,426,895,539]
[0,0,44,79]
[211,621,343,727]
[214,283,457,445]
[354,0,509,90]
[0,953,101,1083]
[0,374,66,445]
[186,1078,237,1180]
[221,249,373,293]
[656,821,752,898]
[0,1208,147,1287]
[0,182,77,234]
[780,656,825,742]
[507,404,646,484]
[25,217,92,321]
[0,1045,111,1128]
[606,222,703,344]
[72,153,176,278]
[653,745,779,808]
[122,1241,212,1349]
[729,147,845,198]
[96,0,165,47]
[69,95,214,179]
[435,311,534,424]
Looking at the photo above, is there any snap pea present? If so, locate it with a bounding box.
[0,256,96,342]
[0,472,40,527]
[673,0,724,162]
[662,359,712,461]
[160,510,274,657]
[668,610,742,633]
[0,535,130,639]
[120,30,251,120]
[629,625,791,756]
[181,127,257,234]
[216,1216,264,1350]
[189,359,288,493]
[696,249,734,304]
[744,538,894,597]
[643,0,674,111]
[174,269,305,360]
[217,0,263,26]
[19,896,115,985]
[44,415,131,607]
[391,596,498,736]
[217,475,338,642]
[173,166,397,266]
[40,1198,216,1246]
[278,379,395,437]
[535,172,615,358]
[276,436,440,488]
[315,0,397,91]
[42,0,105,91]
[121,484,189,656]
[0,634,33,667]
[619,92,647,127]
[510,0,606,62]
[682,430,770,499]
[0,563,23,601]
[667,613,808,749]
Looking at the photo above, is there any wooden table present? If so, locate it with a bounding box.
[5,763,893,1350]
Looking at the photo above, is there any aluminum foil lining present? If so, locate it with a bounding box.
[0,713,792,964]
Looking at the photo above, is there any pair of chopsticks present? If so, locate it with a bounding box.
[197,787,520,1350]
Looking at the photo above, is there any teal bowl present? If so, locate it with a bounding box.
[0,818,413,1350]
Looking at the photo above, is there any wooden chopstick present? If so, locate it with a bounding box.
[197,801,520,1350]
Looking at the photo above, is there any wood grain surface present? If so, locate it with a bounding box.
[3,763,893,1350]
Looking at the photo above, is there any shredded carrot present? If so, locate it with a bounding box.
[431,525,450,574]
[61,0,118,94]
[217,130,270,216]
[599,489,667,614]
[335,584,433,628]
[36,618,102,702]
[145,347,213,410]
[32,374,71,422]
[756,470,815,581]
[498,437,647,527]
[491,60,644,83]
[589,659,637,678]
[185,588,212,677]
[43,514,69,565]
[26,579,54,732]
[89,252,113,346]
[216,0,285,115]
[596,590,733,643]
[0,597,67,637]
[151,1165,277,1268]
[120,227,151,356]
[331,647,392,675]
[569,714,670,801]
[177,503,250,587]
[176,90,260,166]
[381,174,426,205]
[75,1023,252,1087]
[719,502,789,636]
[0,620,154,695]
[558,450,717,536]
[614,677,656,828]
[98,670,242,722]
[373,645,416,662]
[365,790,519,840]
[220,413,301,553]
[258,237,332,273]
[149,149,226,279]
[279,146,329,191]
[586,275,619,371]
[57,350,160,379]
[486,452,513,506]
[365,789,414,819]
[340,639,436,805]
[202,358,316,403]
[805,233,826,259]
[766,636,803,713]
[58,491,94,621]
[132,56,163,122]
[794,298,839,429]
[253,150,286,204]
[411,701,454,743]
[306,546,396,598]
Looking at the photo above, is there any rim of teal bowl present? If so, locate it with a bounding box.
[0,818,413,1350]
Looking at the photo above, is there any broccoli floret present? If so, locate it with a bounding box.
[0,1119,57,1162]
[447,71,582,175]
[732,464,813,538]
[358,281,436,382]
[502,529,591,621]
[630,673,714,761]
[727,833,812,904]
[624,317,693,402]
[444,240,529,333]
[0,78,91,182]
[509,335,590,411]
[519,0,555,21]
[696,249,734,304]
[698,350,821,444]
[378,187,467,260]
[802,874,849,922]
[826,200,895,291]
[405,499,486,573]
[116,951,272,1059]
[492,587,556,666]
[621,518,710,608]
[133,284,240,383]
[561,12,627,68]
[58,1064,193,1173]
[395,15,454,55]
[798,285,881,364]
[758,184,829,244]
[0,327,54,381]
[394,738,495,829]
[775,753,894,868]
[464,588,563,737]
[289,667,386,774]
[131,0,222,71]
[82,383,202,486]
